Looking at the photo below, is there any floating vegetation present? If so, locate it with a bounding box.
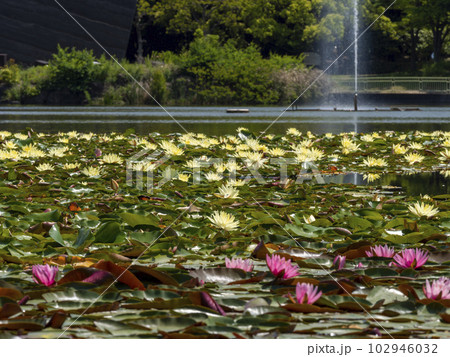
[0,128,449,338]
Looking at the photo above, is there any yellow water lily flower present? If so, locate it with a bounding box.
[360,134,374,142]
[440,169,450,178]
[286,128,301,136]
[208,211,239,231]
[177,173,191,182]
[58,137,69,144]
[439,148,450,160]
[237,127,249,132]
[99,134,112,142]
[404,153,424,164]
[62,163,78,170]
[67,131,78,138]
[205,172,223,182]
[408,142,423,150]
[81,166,102,177]
[363,173,381,183]
[159,141,184,156]
[0,131,11,139]
[49,147,68,157]
[101,153,123,164]
[408,202,439,218]
[268,147,286,157]
[340,137,360,154]
[228,179,246,186]
[14,133,28,140]
[3,140,17,149]
[392,144,408,154]
[217,184,239,199]
[363,156,387,167]
[226,161,242,172]
[36,163,54,171]
[79,133,94,141]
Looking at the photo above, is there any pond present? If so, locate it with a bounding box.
[309,172,449,196]
[0,106,449,135]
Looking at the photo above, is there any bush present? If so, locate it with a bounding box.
[175,35,284,105]
[150,69,167,103]
[420,61,450,76]
[44,46,102,93]
[0,60,20,85]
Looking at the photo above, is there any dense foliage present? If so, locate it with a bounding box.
[0,45,327,106]
[0,128,449,338]
[133,0,449,74]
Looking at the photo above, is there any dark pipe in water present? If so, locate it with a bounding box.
[354,93,358,111]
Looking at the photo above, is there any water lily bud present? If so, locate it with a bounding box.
[94,148,102,157]
[111,179,119,191]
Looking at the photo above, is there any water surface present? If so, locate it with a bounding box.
[1,106,449,135]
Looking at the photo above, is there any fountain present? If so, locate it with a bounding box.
[353,0,358,111]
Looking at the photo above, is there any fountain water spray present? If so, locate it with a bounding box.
[354,0,358,111]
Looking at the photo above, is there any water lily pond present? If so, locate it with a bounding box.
[0,128,449,338]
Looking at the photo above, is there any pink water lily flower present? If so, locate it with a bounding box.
[333,255,346,270]
[295,283,322,305]
[366,244,395,258]
[393,248,429,269]
[266,254,300,279]
[32,264,58,286]
[225,257,254,272]
[423,277,450,300]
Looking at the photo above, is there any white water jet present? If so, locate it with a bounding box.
[353,0,358,111]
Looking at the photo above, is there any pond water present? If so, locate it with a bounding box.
[311,172,449,196]
[0,106,449,135]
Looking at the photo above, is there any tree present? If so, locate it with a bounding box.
[413,0,450,62]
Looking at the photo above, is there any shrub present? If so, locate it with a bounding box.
[0,60,20,85]
[44,46,102,93]
[150,69,167,104]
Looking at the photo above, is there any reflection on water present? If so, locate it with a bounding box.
[0,106,449,135]
[307,172,449,196]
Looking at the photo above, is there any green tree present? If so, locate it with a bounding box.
[412,0,449,62]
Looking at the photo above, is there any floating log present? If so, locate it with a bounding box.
[226,109,249,113]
